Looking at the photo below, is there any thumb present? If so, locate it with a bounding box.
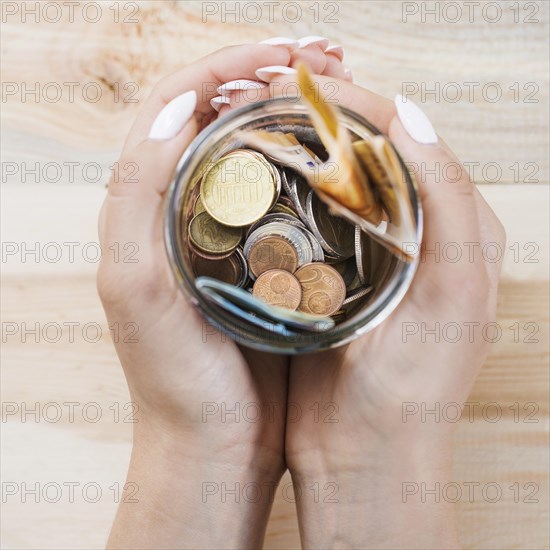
[389,96,481,276]
[100,91,198,248]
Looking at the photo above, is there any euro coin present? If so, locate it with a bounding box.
[295,263,346,316]
[188,211,242,255]
[201,153,276,226]
[252,269,302,311]
[248,235,299,278]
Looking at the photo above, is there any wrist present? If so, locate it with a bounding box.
[288,430,460,549]
[108,425,285,549]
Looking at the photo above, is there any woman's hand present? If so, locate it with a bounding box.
[98,44,302,549]
[236,76,505,549]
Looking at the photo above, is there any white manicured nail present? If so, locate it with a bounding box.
[255,65,297,82]
[259,37,299,49]
[210,96,230,112]
[344,68,353,82]
[217,80,267,96]
[395,95,438,145]
[325,44,344,61]
[148,90,197,140]
[298,36,330,50]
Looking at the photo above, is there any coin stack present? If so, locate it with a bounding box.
[188,146,373,321]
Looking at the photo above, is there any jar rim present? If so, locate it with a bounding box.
[164,97,423,354]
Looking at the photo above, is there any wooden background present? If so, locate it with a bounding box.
[1,1,549,548]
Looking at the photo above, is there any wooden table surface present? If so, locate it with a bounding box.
[1,1,549,548]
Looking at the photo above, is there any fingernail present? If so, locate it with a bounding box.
[148,90,196,140]
[395,95,438,145]
[217,79,267,95]
[298,36,330,50]
[210,96,231,112]
[344,67,353,82]
[325,44,344,61]
[255,65,297,82]
[259,37,299,50]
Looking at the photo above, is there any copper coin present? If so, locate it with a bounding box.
[248,236,299,278]
[295,263,346,316]
[252,269,302,311]
[191,250,247,287]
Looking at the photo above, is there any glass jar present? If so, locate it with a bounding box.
[164,98,423,354]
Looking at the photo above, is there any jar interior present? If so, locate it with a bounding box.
[167,103,420,353]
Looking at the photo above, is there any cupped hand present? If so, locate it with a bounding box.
[97,45,300,471]
[273,79,506,475]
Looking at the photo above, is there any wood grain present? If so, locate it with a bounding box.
[1,1,549,548]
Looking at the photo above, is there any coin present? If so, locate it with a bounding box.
[295,263,346,316]
[306,190,355,259]
[193,194,206,216]
[302,228,325,262]
[225,149,282,208]
[286,172,311,225]
[355,225,394,286]
[252,269,302,310]
[188,211,242,255]
[342,285,373,306]
[201,153,276,226]
[188,239,236,261]
[191,248,248,287]
[244,222,314,267]
[248,235,299,278]
[270,202,300,219]
[355,225,368,284]
[246,212,306,240]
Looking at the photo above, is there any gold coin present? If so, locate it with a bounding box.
[295,263,346,316]
[193,194,206,216]
[201,153,276,226]
[252,269,302,311]
[248,235,299,278]
[270,202,300,219]
[188,211,242,255]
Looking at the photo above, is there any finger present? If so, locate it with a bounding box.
[100,96,198,248]
[289,45,327,74]
[126,44,291,150]
[321,54,347,79]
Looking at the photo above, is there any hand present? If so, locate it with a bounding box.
[241,76,504,548]
[98,44,299,549]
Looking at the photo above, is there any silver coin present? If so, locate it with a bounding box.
[343,285,373,306]
[355,225,368,285]
[233,247,249,288]
[281,168,293,196]
[286,172,311,226]
[306,190,355,259]
[244,222,314,267]
[355,225,394,286]
[302,228,325,262]
[246,212,306,240]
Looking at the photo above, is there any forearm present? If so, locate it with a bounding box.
[291,430,460,550]
[107,427,283,549]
